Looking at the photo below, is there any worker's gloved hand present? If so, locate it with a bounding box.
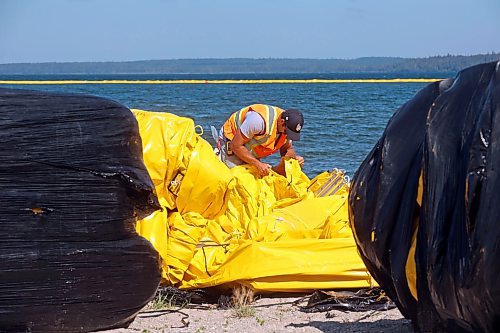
[255,161,272,177]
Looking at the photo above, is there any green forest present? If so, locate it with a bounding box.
[0,53,499,74]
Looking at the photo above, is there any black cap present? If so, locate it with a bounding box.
[283,109,304,141]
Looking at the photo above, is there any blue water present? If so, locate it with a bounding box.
[0,73,452,178]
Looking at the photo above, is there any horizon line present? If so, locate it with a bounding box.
[1,52,499,65]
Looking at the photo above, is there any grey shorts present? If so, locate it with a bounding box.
[216,129,246,169]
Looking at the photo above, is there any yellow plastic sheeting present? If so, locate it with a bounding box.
[405,172,423,301]
[181,194,373,291]
[185,239,373,292]
[136,210,209,284]
[133,109,374,292]
[220,162,310,230]
[132,109,231,218]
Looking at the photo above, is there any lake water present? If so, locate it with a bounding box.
[0,73,452,178]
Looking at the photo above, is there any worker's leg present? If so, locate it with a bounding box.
[217,129,245,168]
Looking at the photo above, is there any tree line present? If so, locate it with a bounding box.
[0,53,499,75]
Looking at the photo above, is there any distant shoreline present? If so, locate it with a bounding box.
[0,53,498,75]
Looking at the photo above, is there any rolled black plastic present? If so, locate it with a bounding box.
[349,61,500,332]
[0,88,161,332]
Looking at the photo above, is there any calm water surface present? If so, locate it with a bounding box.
[0,73,451,177]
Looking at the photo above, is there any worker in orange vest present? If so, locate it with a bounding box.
[217,104,305,176]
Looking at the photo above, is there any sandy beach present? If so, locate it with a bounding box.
[104,294,414,333]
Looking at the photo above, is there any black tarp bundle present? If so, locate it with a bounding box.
[0,88,162,332]
[349,61,500,332]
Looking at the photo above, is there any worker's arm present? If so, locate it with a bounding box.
[272,140,304,176]
[231,129,272,176]
[279,140,304,166]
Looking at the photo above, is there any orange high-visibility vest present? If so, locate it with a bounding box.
[222,104,288,158]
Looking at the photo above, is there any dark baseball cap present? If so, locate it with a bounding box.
[283,109,304,141]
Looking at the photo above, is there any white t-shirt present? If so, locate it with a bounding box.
[239,111,265,139]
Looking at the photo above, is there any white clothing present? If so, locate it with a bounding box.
[239,111,265,139]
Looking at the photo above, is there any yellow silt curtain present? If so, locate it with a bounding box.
[132,109,375,292]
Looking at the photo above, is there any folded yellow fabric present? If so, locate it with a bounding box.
[133,109,374,292]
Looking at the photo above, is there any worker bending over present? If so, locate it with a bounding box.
[217,104,305,176]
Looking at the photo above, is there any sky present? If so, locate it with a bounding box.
[0,0,499,64]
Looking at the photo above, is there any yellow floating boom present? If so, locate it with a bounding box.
[0,78,442,85]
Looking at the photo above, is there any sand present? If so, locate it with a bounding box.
[104,295,414,333]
